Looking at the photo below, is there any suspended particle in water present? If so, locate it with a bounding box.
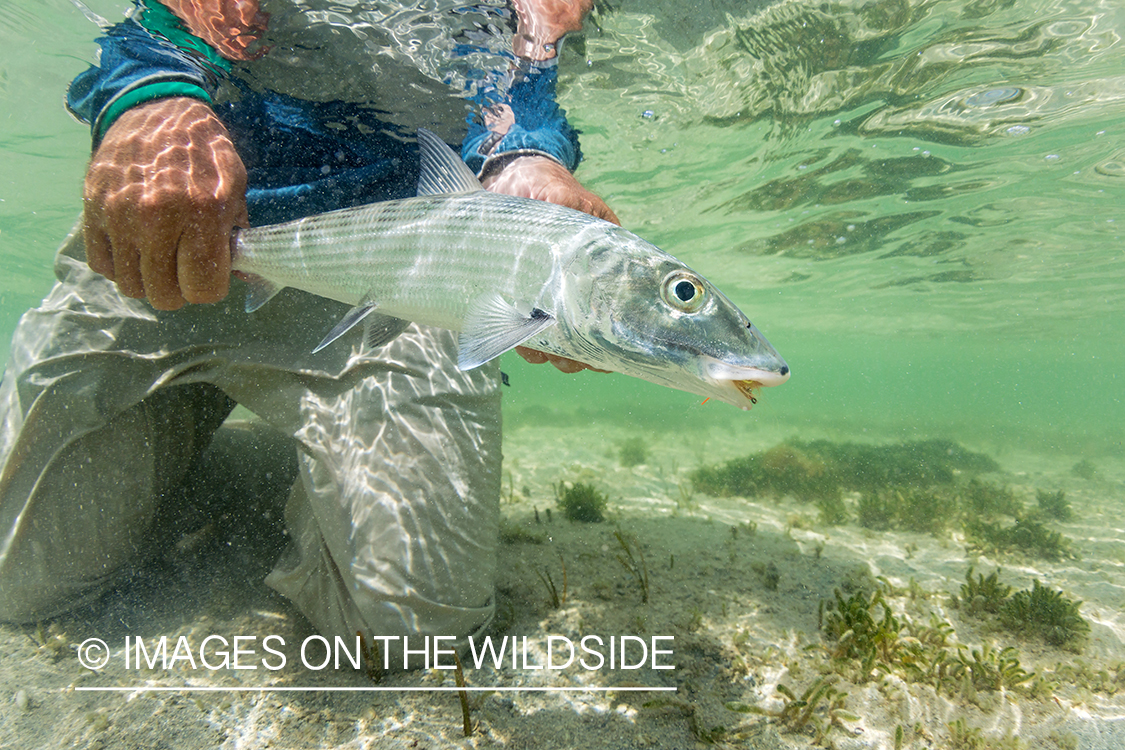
[1006,125,1031,136]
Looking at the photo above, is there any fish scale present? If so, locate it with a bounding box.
[230,129,789,408]
[236,192,606,330]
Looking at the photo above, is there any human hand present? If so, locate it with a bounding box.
[83,97,248,310]
[483,154,617,373]
[481,154,619,224]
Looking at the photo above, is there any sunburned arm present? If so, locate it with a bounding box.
[510,0,593,61]
[158,0,269,61]
[80,0,616,349]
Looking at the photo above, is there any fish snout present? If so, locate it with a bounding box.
[754,362,790,387]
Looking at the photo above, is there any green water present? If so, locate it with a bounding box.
[1,0,1122,456]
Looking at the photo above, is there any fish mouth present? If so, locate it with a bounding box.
[740,366,790,388]
[705,361,790,410]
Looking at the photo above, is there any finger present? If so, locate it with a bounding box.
[550,356,587,373]
[82,215,116,280]
[130,189,193,309]
[590,198,620,226]
[516,346,550,364]
[515,346,611,374]
[546,354,611,374]
[177,221,231,304]
[110,241,145,299]
[539,175,620,225]
[137,230,186,310]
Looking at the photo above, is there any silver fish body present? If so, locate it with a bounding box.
[232,130,789,409]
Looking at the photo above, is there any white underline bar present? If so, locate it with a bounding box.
[75,686,677,693]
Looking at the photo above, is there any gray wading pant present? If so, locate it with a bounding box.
[0,225,501,666]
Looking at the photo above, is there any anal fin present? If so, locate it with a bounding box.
[363,314,411,349]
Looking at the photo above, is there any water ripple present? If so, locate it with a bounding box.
[561,0,1125,336]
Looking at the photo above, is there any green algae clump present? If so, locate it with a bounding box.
[965,517,1074,561]
[557,482,608,523]
[691,439,999,502]
[1036,489,1073,521]
[956,566,1012,616]
[618,437,648,468]
[999,579,1090,651]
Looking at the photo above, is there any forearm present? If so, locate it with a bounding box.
[67,1,263,148]
[462,1,595,176]
[158,0,268,61]
[462,59,582,177]
[511,0,593,62]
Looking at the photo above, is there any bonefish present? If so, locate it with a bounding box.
[231,130,789,408]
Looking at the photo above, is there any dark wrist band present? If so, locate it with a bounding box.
[93,81,212,147]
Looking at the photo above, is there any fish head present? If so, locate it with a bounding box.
[558,235,790,409]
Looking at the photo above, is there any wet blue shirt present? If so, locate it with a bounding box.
[67,0,583,226]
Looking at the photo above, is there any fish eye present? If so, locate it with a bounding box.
[660,271,707,313]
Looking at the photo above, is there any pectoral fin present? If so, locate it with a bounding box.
[457,294,556,370]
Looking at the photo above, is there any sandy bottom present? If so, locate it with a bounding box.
[1,417,1123,749]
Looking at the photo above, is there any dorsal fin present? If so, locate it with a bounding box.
[417,128,483,196]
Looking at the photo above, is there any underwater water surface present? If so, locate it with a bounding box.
[2,0,1123,457]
